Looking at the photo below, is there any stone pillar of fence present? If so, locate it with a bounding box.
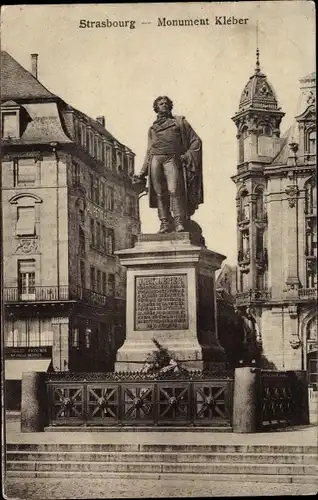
[21,372,48,432]
[233,367,260,433]
[288,370,310,425]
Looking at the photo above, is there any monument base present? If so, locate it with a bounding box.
[115,232,226,372]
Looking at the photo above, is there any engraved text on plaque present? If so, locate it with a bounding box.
[135,274,188,331]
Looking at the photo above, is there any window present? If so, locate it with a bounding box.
[108,273,115,296]
[307,129,316,154]
[89,130,94,155]
[239,192,249,221]
[72,161,81,184]
[90,266,96,291]
[106,228,115,255]
[16,206,35,236]
[79,227,85,256]
[90,218,95,246]
[1,111,18,138]
[18,260,35,299]
[80,260,86,290]
[259,124,272,136]
[128,157,134,177]
[102,272,107,294]
[96,270,101,293]
[106,186,114,211]
[100,180,105,209]
[71,328,80,348]
[102,225,106,250]
[255,189,264,220]
[86,128,90,151]
[94,178,100,205]
[112,148,117,171]
[96,221,101,248]
[305,178,316,215]
[90,174,94,200]
[81,123,86,147]
[123,155,128,175]
[106,146,111,169]
[14,158,36,186]
[76,120,82,144]
[94,136,98,158]
[256,228,264,259]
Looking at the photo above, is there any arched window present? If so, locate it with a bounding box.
[9,193,42,237]
[306,129,316,154]
[259,124,272,136]
[239,191,249,221]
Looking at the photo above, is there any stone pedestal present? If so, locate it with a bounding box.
[21,372,48,432]
[115,232,226,371]
[233,367,260,433]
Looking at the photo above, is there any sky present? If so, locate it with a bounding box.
[1,2,315,264]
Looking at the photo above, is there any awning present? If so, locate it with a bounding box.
[5,359,51,380]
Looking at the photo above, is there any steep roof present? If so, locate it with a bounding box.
[0,51,56,101]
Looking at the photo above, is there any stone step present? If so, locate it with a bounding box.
[6,450,318,465]
[7,443,318,454]
[44,426,232,433]
[6,460,317,476]
[5,470,318,484]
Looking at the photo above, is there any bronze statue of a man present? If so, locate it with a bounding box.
[136,96,203,233]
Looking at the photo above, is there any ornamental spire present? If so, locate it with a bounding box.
[255,21,260,74]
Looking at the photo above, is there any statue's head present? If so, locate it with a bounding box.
[153,96,173,114]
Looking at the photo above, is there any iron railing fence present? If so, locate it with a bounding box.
[4,286,119,308]
[259,370,304,430]
[46,371,234,428]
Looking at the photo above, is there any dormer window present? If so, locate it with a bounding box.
[258,123,272,136]
[1,101,20,139]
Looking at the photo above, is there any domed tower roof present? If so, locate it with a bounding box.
[239,49,280,112]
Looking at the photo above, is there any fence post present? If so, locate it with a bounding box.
[233,367,260,433]
[21,372,48,432]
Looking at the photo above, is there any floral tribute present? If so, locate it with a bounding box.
[141,338,189,375]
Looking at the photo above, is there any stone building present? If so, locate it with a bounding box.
[232,50,316,385]
[1,51,140,407]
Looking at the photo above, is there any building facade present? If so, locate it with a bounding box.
[232,52,317,386]
[1,52,140,407]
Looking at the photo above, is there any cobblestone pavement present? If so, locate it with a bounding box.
[4,478,317,499]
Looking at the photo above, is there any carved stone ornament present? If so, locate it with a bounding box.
[16,239,38,254]
[285,185,299,208]
[289,337,302,350]
[307,91,316,106]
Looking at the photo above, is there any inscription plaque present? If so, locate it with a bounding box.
[135,274,188,331]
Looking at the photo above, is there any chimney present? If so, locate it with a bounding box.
[31,53,38,79]
[96,116,105,127]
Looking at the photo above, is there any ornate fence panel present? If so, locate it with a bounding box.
[259,370,302,430]
[46,371,233,427]
[47,382,85,426]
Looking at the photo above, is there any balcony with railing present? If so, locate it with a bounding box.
[4,286,117,309]
[298,288,317,300]
[236,288,272,306]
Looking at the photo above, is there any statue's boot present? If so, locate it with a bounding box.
[172,196,185,232]
[157,195,171,233]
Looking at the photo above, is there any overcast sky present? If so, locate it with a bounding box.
[1,2,315,264]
